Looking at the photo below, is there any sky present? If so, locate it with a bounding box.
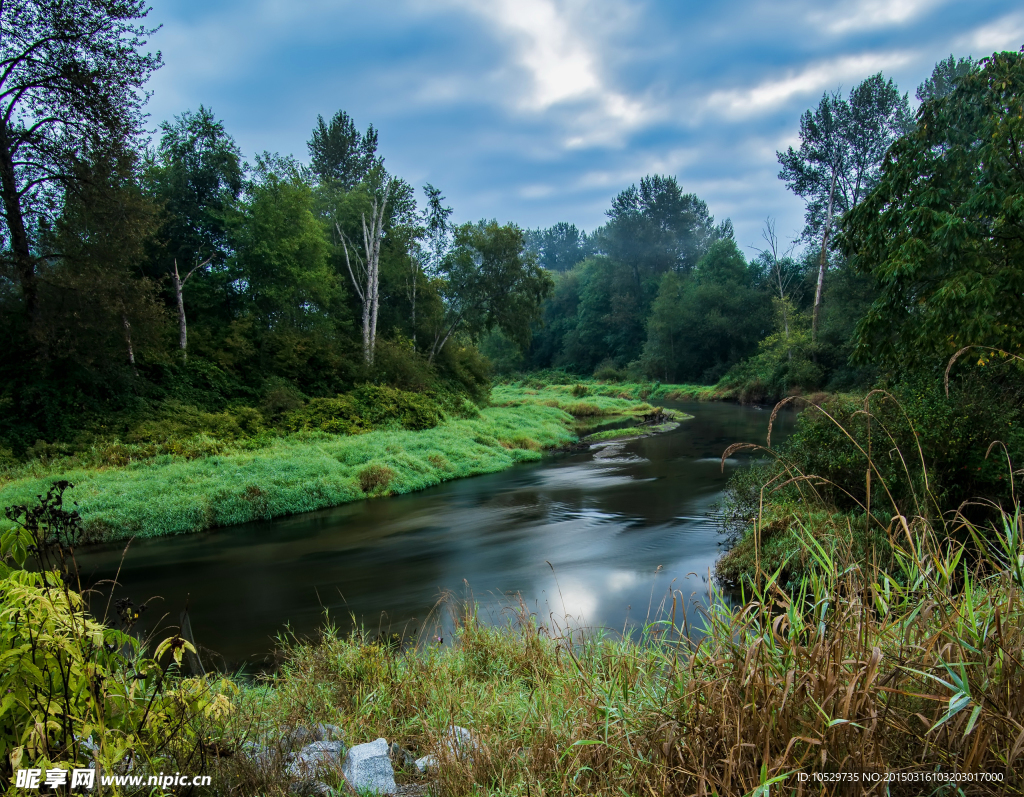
[144,0,1024,257]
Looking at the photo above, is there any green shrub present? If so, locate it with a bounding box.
[0,484,235,783]
[351,384,443,431]
[286,395,367,435]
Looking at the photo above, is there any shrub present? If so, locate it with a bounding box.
[358,464,396,494]
[0,484,235,786]
[593,360,624,382]
[285,395,367,435]
[351,384,443,431]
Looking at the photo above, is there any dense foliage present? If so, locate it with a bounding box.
[843,51,1024,369]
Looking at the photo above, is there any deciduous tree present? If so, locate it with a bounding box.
[843,51,1024,369]
[0,0,160,326]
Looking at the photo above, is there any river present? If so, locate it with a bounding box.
[75,400,794,669]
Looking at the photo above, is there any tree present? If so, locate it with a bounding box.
[639,239,768,382]
[0,0,160,326]
[778,74,912,342]
[338,179,393,366]
[527,222,589,272]
[843,51,1024,369]
[427,221,552,364]
[413,183,452,350]
[233,155,348,381]
[598,175,727,286]
[308,110,381,189]
[150,107,244,358]
[917,55,976,103]
[753,218,801,362]
[47,151,164,374]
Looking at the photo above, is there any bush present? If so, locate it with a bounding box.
[285,395,367,435]
[358,463,396,494]
[351,384,443,431]
[593,360,624,382]
[0,484,235,785]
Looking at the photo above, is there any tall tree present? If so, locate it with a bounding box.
[599,175,727,286]
[413,183,452,350]
[778,74,912,342]
[527,222,589,272]
[150,107,243,358]
[427,221,552,364]
[0,0,160,327]
[338,179,394,366]
[917,55,977,103]
[233,154,347,382]
[843,51,1024,369]
[308,110,381,189]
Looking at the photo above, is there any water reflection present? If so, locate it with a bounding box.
[75,401,794,667]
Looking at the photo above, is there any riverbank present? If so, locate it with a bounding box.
[0,385,681,543]
[28,506,1014,797]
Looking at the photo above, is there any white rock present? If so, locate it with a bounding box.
[341,738,396,795]
[415,754,437,773]
[442,725,478,760]
[287,740,346,780]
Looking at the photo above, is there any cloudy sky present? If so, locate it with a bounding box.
[145,0,1024,255]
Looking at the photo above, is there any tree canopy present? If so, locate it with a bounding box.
[843,51,1024,369]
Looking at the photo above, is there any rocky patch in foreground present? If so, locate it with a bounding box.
[238,723,479,795]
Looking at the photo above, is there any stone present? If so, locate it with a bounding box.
[414,754,436,774]
[442,725,478,760]
[341,738,396,795]
[239,740,276,768]
[287,740,347,781]
[389,742,417,767]
[315,723,345,742]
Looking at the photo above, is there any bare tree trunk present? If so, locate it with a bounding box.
[173,257,211,362]
[811,171,838,348]
[122,312,137,373]
[0,122,37,324]
[342,181,392,367]
[173,262,187,354]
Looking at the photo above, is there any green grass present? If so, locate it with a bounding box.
[501,376,735,403]
[0,385,669,543]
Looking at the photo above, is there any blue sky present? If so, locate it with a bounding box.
[144,0,1024,256]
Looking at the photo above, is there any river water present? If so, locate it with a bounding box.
[75,401,794,668]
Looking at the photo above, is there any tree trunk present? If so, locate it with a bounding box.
[173,257,210,362]
[811,170,838,349]
[173,261,188,357]
[122,312,137,373]
[0,122,37,323]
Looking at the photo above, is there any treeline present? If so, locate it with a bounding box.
[0,2,553,457]
[499,56,1016,405]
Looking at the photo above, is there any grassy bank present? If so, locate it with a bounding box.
[0,386,663,543]
[502,375,735,403]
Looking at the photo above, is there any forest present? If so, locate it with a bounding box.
[2,37,1021,523]
[3,2,1024,793]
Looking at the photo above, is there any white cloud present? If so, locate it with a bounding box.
[813,0,946,34]
[445,0,652,145]
[958,13,1024,55]
[704,51,915,118]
